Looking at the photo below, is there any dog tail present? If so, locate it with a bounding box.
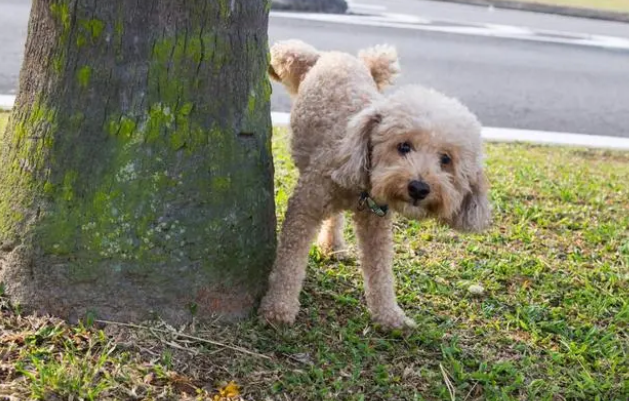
[358,44,400,91]
[268,40,320,96]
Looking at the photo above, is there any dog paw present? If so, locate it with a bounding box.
[372,307,417,331]
[258,296,300,326]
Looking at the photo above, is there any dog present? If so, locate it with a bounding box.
[259,40,491,329]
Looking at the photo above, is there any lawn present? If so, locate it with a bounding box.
[512,0,629,13]
[1,116,629,400]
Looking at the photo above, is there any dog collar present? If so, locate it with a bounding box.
[358,191,388,217]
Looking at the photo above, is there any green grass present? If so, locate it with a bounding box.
[1,119,628,400]
[515,0,629,13]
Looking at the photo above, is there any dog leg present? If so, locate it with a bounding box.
[316,213,349,260]
[259,183,325,325]
[352,211,416,330]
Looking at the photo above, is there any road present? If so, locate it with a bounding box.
[1,0,629,137]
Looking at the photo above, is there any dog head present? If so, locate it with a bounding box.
[332,85,491,232]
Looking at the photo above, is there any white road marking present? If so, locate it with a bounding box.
[270,11,629,51]
[2,97,627,151]
[483,23,533,35]
[347,1,387,12]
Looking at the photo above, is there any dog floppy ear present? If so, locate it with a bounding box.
[449,170,491,233]
[331,107,381,190]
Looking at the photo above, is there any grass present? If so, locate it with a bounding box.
[1,115,629,400]
[510,0,629,13]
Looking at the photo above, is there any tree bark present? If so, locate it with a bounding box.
[0,0,276,324]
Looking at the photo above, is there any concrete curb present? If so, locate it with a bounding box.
[271,112,629,151]
[0,95,14,111]
[428,0,629,23]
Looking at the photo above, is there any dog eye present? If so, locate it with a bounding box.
[440,153,452,165]
[397,142,412,155]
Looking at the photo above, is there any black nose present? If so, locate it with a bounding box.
[408,180,430,200]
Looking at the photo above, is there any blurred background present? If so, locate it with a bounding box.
[1,0,628,137]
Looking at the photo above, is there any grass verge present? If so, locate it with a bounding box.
[512,0,629,13]
[1,118,628,400]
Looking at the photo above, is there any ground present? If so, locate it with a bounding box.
[1,114,628,400]
[516,0,629,13]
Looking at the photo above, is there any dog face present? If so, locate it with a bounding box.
[332,86,491,232]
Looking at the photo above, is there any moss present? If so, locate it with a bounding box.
[43,181,55,195]
[77,66,92,88]
[81,19,105,40]
[50,2,70,32]
[61,170,77,202]
[76,35,87,48]
[218,0,231,19]
[118,116,136,140]
[1,19,276,308]
[114,19,123,38]
[52,56,64,74]
[113,8,124,61]
[248,92,256,114]
[210,176,232,192]
[50,1,73,74]
[0,99,57,241]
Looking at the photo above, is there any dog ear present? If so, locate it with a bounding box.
[331,108,381,190]
[448,170,491,233]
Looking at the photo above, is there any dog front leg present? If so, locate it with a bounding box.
[352,211,416,330]
[259,185,325,325]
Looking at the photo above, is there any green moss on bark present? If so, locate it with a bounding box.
[77,66,92,87]
[1,0,275,323]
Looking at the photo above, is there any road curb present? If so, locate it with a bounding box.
[271,112,629,151]
[427,0,629,23]
[0,95,14,111]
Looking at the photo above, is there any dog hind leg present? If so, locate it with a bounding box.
[316,213,349,260]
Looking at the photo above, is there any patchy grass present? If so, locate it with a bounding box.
[1,120,628,400]
[0,111,8,134]
[515,0,629,13]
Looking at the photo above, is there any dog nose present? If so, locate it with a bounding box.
[408,180,430,200]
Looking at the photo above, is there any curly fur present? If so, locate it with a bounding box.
[269,39,399,96]
[259,41,491,330]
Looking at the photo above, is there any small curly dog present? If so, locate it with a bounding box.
[259,40,491,329]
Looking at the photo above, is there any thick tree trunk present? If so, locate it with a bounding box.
[0,0,276,324]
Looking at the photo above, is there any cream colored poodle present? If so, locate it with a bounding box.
[259,40,491,329]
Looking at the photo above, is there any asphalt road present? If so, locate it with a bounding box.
[0,0,29,95]
[269,16,629,137]
[350,0,629,39]
[1,0,629,137]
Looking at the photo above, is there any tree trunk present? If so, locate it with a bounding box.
[0,0,276,324]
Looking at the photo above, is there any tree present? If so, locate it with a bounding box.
[0,0,276,324]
